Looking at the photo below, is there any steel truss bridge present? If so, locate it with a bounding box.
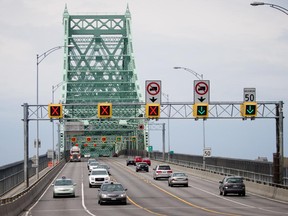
[22,5,285,183]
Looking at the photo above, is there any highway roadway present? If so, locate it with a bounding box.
[21,158,288,216]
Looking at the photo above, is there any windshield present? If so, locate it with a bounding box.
[91,170,107,175]
[54,179,73,186]
[101,184,124,191]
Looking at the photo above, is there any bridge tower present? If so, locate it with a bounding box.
[61,5,147,157]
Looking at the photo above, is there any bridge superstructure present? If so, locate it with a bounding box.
[61,5,147,157]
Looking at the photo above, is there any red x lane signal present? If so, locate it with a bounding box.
[48,104,63,119]
[97,103,112,118]
[145,104,160,119]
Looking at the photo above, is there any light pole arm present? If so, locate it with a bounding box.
[173,67,203,80]
[251,2,288,15]
[37,46,63,65]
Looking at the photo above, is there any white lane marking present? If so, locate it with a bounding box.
[24,163,68,216]
[81,162,97,216]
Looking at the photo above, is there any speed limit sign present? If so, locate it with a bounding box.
[203,147,211,158]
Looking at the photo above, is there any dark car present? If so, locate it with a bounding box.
[219,176,246,196]
[136,162,149,172]
[126,158,136,166]
[98,182,127,205]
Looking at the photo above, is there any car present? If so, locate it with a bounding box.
[142,158,151,166]
[52,176,76,198]
[126,158,136,166]
[98,182,127,205]
[219,176,246,196]
[134,156,143,163]
[89,168,110,188]
[136,162,149,172]
[153,164,173,180]
[88,161,100,172]
[96,164,111,175]
[87,158,97,169]
[168,172,188,187]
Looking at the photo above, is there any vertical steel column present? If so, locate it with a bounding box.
[23,103,29,188]
[162,123,166,161]
[278,101,284,183]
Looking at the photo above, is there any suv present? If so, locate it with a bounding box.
[219,176,246,196]
[89,168,110,188]
[153,164,173,180]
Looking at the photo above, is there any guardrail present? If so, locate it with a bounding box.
[0,160,65,216]
[0,155,49,197]
[151,153,288,188]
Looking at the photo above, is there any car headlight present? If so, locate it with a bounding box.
[101,194,108,198]
[120,193,126,198]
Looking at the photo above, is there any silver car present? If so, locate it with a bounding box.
[168,172,189,187]
[52,176,76,198]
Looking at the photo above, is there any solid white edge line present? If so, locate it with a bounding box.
[24,163,68,216]
[81,177,96,216]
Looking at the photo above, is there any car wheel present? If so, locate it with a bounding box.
[242,191,246,196]
[185,184,188,187]
[89,183,92,188]
[53,193,56,198]
[155,177,158,180]
[219,190,223,196]
[223,191,227,196]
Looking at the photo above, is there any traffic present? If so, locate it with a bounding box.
[24,156,288,216]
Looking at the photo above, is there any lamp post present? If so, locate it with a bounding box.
[173,66,207,169]
[162,92,171,162]
[250,2,288,15]
[51,82,65,166]
[36,45,72,179]
[250,1,286,185]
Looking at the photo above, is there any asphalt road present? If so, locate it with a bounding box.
[21,158,288,216]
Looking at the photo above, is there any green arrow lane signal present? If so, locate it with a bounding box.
[241,102,257,117]
[198,106,207,115]
[246,105,256,114]
[193,103,209,118]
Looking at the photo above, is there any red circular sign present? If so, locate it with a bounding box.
[146,82,160,96]
[195,82,208,95]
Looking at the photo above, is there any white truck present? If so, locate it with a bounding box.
[70,146,81,162]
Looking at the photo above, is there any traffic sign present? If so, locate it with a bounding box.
[241,102,257,118]
[146,104,160,119]
[145,80,161,103]
[193,103,209,118]
[244,88,256,102]
[148,146,153,152]
[194,80,210,103]
[203,147,211,157]
[97,103,112,118]
[48,104,63,118]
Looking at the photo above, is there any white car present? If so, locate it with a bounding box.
[89,168,110,188]
[88,161,100,172]
[52,176,76,198]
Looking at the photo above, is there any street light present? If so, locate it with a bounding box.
[251,1,286,185]
[173,66,203,80]
[250,2,288,15]
[162,92,171,162]
[36,45,73,179]
[51,81,65,166]
[173,66,207,169]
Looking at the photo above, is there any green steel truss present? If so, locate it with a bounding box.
[61,5,147,157]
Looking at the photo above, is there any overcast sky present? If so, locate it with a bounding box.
[1,0,288,166]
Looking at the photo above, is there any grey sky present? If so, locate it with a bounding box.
[1,0,288,165]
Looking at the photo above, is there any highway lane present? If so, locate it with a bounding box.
[21,158,288,216]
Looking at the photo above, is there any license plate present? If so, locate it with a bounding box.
[111,198,116,200]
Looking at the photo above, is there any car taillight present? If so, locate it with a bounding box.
[167,171,173,173]
[156,171,162,173]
